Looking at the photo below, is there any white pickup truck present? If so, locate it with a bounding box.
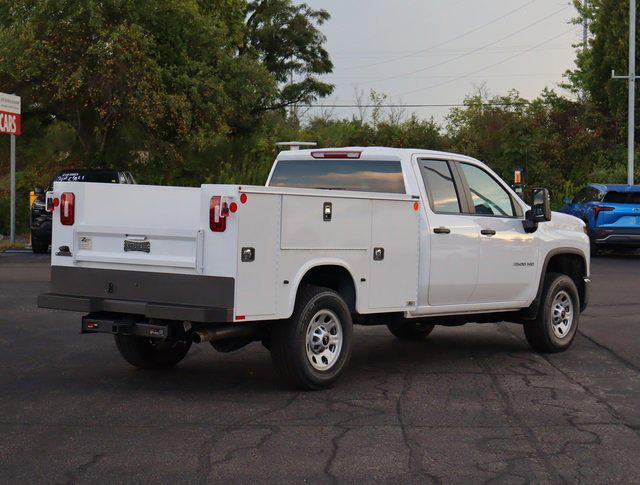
[38,147,590,389]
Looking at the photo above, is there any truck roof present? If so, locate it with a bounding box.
[276,146,482,164]
[588,183,640,193]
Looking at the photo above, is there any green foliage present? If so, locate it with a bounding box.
[567,0,639,141]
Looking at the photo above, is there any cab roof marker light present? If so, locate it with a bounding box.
[311,151,362,159]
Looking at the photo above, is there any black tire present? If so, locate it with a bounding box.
[31,234,49,254]
[524,273,580,353]
[114,334,191,369]
[270,286,353,390]
[387,319,435,340]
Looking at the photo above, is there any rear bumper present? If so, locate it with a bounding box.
[591,227,640,246]
[38,266,234,323]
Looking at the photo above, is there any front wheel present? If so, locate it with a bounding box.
[114,334,191,369]
[524,273,580,353]
[270,286,353,390]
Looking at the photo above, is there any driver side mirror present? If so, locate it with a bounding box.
[34,186,43,196]
[531,188,552,222]
[523,188,551,233]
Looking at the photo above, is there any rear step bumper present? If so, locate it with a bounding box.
[38,266,234,323]
[592,227,640,246]
[39,293,232,322]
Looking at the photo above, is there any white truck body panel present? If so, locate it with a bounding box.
[45,147,590,324]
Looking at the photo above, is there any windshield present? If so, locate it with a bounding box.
[269,159,405,194]
[603,191,640,204]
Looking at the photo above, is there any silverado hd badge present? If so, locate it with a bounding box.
[124,237,150,253]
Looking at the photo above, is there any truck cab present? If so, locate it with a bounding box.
[38,147,590,390]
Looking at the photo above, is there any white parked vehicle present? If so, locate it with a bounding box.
[39,147,590,389]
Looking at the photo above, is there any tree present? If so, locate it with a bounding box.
[567,0,639,139]
[242,0,334,110]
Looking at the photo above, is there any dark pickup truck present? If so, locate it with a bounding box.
[31,169,136,253]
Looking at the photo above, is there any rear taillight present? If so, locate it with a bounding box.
[60,192,75,225]
[593,205,614,220]
[209,196,227,232]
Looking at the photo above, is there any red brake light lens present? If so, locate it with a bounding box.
[311,151,361,159]
[209,196,227,232]
[593,205,614,219]
[60,192,75,225]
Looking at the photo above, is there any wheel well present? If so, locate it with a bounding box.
[545,253,587,306]
[298,265,357,313]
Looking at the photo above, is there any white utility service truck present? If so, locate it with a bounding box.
[39,147,590,389]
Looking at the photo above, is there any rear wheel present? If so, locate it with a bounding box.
[387,319,435,340]
[270,286,353,390]
[31,234,49,254]
[524,273,580,353]
[114,334,191,369]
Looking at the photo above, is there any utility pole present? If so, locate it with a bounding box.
[612,0,637,185]
[583,0,589,51]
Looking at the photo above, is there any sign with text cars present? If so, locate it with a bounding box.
[0,92,21,135]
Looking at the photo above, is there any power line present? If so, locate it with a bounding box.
[337,4,571,87]
[329,72,564,81]
[331,44,572,60]
[299,102,530,108]
[344,0,538,70]
[395,26,577,97]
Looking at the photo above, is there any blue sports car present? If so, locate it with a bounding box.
[560,183,640,254]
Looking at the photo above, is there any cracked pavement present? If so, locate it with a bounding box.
[1,252,639,483]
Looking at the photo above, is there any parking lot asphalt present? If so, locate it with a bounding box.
[1,252,639,483]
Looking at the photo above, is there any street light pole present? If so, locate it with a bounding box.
[613,0,638,185]
[628,0,636,185]
[583,0,589,50]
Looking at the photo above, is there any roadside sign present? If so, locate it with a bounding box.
[0,92,21,135]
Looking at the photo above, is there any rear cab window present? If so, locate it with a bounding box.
[269,159,405,194]
[603,191,640,204]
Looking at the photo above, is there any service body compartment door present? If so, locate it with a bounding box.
[281,195,370,250]
[235,192,280,318]
[369,199,419,310]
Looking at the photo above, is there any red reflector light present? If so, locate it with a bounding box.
[593,205,614,219]
[229,202,238,213]
[240,193,248,204]
[53,197,60,207]
[235,315,246,321]
[60,192,75,225]
[209,196,227,232]
[311,151,361,159]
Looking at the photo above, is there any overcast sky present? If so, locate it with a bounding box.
[301,0,582,123]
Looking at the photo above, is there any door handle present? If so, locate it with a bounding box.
[481,229,496,236]
[433,227,451,234]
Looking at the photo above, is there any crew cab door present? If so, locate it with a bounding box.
[418,159,479,305]
[455,162,537,303]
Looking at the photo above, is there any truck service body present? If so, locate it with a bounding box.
[39,147,590,389]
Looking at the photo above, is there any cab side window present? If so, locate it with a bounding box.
[420,160,462,213]
[573,188,589,203]
[459,163,515,217]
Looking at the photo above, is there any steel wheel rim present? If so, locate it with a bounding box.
[306,309,343,371]
[551,290,574,339]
